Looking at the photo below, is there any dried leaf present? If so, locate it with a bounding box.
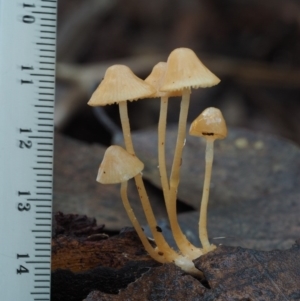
[52,225,159,301]
[83,241,300,301]
[53,211,105,237]
[85,264,207,301]
[194,241,300,300]
[84,241,300,301]
[51,214,300,301]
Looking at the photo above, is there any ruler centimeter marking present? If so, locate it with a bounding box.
[0,0,57,300]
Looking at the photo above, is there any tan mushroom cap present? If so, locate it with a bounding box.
[88,65,156,106]
[145,62,182,98]
[97,145,144,184]
[160,48,220,92]
[189,107,227,139]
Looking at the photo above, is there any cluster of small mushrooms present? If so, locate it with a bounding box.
[88,48,227,275]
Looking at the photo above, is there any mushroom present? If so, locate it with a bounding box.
[145,62,201,259]
[189,107,227,253]
[88,66,161,254]
[159,48,220,259]
[97,145,164,262]
[144,62,182,201]
[88,64,155,155]
[97,145,202,276]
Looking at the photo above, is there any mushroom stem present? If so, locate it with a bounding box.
[199,138,216,253]
[119,101,134,155]
[118,100,178,260]
[169,88,190,189]
[168,88,202,259]
[134,174,179,260]
[122,178,201,275]
[158,96,170,200]
[120,181,166,263]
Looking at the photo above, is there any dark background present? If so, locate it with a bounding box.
[55,0,300,147]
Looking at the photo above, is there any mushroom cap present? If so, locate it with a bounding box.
[145,62,182,98]
[88,65,156,106]
[189,107,227,139]
[160,48,220,92]
[97,145,144,184]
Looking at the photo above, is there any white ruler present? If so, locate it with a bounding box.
[0,0,57,300]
